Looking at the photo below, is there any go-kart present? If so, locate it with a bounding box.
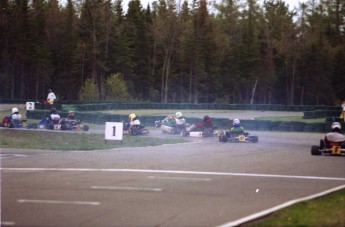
[0,117,28,128]
[123,122,149,136]
[155,117,189,134]
[311,139,345,156]
[37,117,60,130]
[181,125,220,137]
[155,120,190,135]
[58,118,89,131]
[160,123,190,134]
[218,131,258,143]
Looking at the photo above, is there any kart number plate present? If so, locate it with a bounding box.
[238,135,245,142]
[332,146,341,154]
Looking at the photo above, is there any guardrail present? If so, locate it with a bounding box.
[26,110,345,133]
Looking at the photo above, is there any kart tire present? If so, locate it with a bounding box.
[61,124,67,130]
[251,136,258,143]
[311,145,322,155]
[83,125,89,131]
[141,128,150,135]
[219,135,228,142]
[181,130,189,137]
[47,122,54,130]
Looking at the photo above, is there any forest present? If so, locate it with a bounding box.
[0,0,344,105]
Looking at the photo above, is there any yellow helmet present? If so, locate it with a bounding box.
[129,113,136,121]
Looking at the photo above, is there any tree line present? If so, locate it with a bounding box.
[0,0,344,105]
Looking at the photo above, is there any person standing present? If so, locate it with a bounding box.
[47,89,56,105]
[341,101,345,122]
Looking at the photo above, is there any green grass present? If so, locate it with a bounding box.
[0,129,187,150]
[245,189,345,227]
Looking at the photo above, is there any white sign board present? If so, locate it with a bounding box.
[105,122,123,141]
[26,102,35,110]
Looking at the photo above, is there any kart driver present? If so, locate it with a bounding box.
[175,112,186,126]
[67,111,76,120]
[186,115,213,132]
[129,113,140,126]
[230,119,244,133]
[48,108,61,123]
[155,112,186,128]
[11,107,22,122]
[324,122,345,145]
[10,107,23,127]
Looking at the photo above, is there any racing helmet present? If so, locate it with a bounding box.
[331,122,341,131]
[175,112,183,119]
[12,107,19,114]
[233,119,240,127]
[203,115,210,121]
[129,113,136,121]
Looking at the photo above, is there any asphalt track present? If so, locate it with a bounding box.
[1,128,345,227]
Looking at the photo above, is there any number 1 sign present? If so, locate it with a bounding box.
[105,122,123,141]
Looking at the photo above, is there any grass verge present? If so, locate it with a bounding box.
[0,129,187,150]
[245,188,345,227]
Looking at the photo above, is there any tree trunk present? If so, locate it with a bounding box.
[250,76,258,104]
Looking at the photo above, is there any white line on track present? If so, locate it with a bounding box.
[148,176,212,181]
[17,199,100,206]
[0,154,27,159]
[217,184,345,227]
[1,168,345,181]
[91,186,162,192]
[0,221,15,226]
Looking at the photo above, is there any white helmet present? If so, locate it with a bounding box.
[331,122,341,130]
[175,112,183,118]
[12,107,19,114]
[233,118,240,126]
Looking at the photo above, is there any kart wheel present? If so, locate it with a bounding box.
[251,136,258,143]
[311,145,322,155]
[47,122,54,130]
[141,129,150,135]
[181,130,189,137]
[83,125,89,131]
[61,124,67,130]
[219,135,228,142]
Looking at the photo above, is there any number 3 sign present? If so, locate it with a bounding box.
[105,122,123,141]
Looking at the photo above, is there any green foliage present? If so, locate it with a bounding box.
[79,78,100,101]
[0,0,344,104]
[104,73,130,101]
